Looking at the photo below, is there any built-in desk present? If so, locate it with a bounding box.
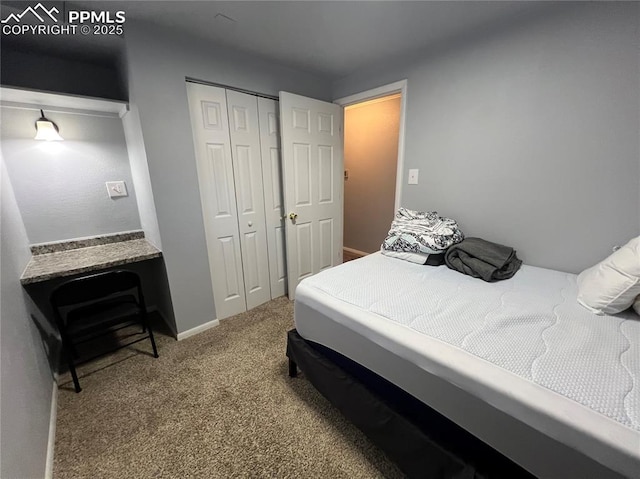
[20,231,162,285]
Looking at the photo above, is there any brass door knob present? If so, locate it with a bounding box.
[288,212,298,221]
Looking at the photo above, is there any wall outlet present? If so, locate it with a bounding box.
[408,169,419,185]
[106,181,128,198]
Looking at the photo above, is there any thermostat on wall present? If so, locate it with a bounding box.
[106,181,128,198]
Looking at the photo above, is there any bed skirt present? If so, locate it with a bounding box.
[286,329,533,479]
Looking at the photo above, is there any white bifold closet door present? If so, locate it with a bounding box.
[187,82,246,320]
[187,83,275,319]
[226,90,272,310]
[257,98,287,298]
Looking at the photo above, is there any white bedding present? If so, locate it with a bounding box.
[294,252,640,478]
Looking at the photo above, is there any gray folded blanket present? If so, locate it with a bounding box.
[444,237,522,282]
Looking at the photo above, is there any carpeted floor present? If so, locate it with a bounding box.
[54,297,405,478]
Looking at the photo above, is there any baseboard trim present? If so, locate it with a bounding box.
[45,380,58,479]
[177,318,220,341]
[343,247,369,258]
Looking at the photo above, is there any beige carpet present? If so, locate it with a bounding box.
[54,297,405,478]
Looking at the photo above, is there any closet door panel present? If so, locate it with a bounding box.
[243,231,261,292]
[226,90,272,310]
[219,236,242,299]
[186,82,247,320]
[235,145,256,213]
[258,97,287,298]
[275,225,286,285]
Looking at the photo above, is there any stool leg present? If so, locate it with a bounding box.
[146,323,159,358]
[68,342,80,359]
[65,348,82,393]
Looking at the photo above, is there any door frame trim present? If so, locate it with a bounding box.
[334,79,407,212]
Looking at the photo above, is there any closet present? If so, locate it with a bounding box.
[186,82,286,320]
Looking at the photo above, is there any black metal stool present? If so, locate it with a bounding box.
[50,270,159,393]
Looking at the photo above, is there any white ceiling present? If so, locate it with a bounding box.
[4,1,551,80]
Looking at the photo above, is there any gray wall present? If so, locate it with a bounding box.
[125,21,332,333]
[1,107,141,244]
[334,3,640,273]
[122,105,163,249]
[1,157,54,479]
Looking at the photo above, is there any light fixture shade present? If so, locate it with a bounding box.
[34,110,63,141]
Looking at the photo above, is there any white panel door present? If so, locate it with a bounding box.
[226,90,272,310]
[186,82,246,319]
[279,92,343,299]
[257,97,287,298]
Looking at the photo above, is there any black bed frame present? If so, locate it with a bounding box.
[286,329,534,479]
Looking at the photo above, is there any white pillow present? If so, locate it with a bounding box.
[576,236,640,315]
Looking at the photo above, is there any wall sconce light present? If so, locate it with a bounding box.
[34,109,63,141]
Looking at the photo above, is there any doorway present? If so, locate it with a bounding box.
[336,81,407,261]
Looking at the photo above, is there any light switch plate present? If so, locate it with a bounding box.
[408,169,419,185]
[106,181,128,198]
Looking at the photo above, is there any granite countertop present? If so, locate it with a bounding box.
[21,236,162,285]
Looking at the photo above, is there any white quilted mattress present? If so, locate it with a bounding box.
[295,252,640,478]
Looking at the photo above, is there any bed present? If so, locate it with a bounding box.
[287,252,640,478]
